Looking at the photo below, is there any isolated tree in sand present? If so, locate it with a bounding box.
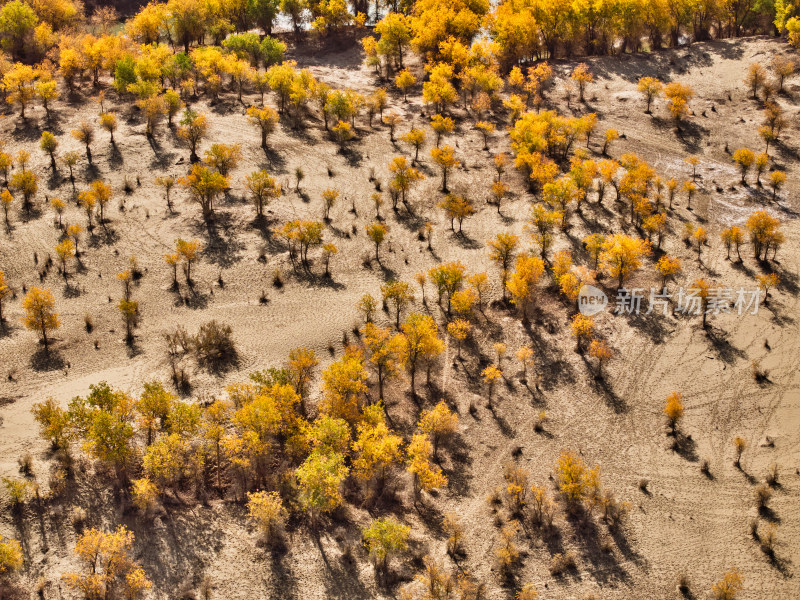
[247,106,279,148]
[691,278,712,328]
[77,189,97,228]
[602,128,618,155]
[366,221,388,263]
[529,204,561,259]
[63,526,152,600]
[71,121,95,164]
[67,224,83,255]
[769,170,786,200]
[203,144,242,177]
[419,401,458,457]
[570,314,595,353]
[40,131,58,171]
[430,113,454,147]
[389,156,424,208]
[431,145,459,192]
[0,190,12,230]
[22,287,60,350]
[177,109,209,161]
[599,234,651,289]
[363,517,410,574]
[475,121,495,151]
[637,76,662,113]
[732,148,754,184]
[138,94,166,136]
[406,434,447,498]
[175,238,203,283]
[401,127,426,163]
[179,164,228,220]
[55,239,76,280]
[585,338,611,377]
[164,252,180,287]
[745,63,766,99]
[90,180,112,223]
[247,491,287,545]
[245,170,281,218]
[507,255,545,320]
[382,280,414,328]
[438,194,475,234]
[11,170,37,211]
[663,82,694,129]
[384,111,402,142]
[570,63,593,101]
[447,319,470,358]
[487,233,518,300]
[155,175,177,211]
[712,568,743,600]
[0,150,11,186]
[118,298,139,344]
[400,312,443,395]
[664,392,684,435]
[482,365,502,407]
[0,270,11,322]
[395,68,416,100]
[62,151,80,188]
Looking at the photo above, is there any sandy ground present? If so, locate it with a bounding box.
[0,35,799,599]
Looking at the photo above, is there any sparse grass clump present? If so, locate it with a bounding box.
[193,321,237,369]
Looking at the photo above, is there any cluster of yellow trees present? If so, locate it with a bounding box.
[26,338,458,521]
[365,0,793,76]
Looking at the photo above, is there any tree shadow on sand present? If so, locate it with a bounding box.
[30,347,66,372]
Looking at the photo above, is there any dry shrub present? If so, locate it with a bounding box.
[193,321,238,369]
[442,513,464,557]
[765,462,779,486]
[549,550,577,575]
[503,463,530,514]
[755,483,772,510]
[47,467,67,499]
[71,506,87,530]
[486,486,503,509]
[677,572,691,595]
[748,518,759,538]
[495,520,520,579]
[759,523,777,555]
[17,453,32,475]
[198,574,212,600]
[751,360,769,382]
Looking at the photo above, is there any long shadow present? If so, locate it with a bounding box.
[565,511,631,586]
[592,373,627,414]
[620,308,672,344]
[30,347,65,372]
[487,404,515,437]
[705,326,746,365]
[192,212,246,268]
[440,432,473,498]
[109,143,124,168]
[671,431,699,462]
[339,146,363,167]
[312,531,372,600]
[262,146,287,172]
